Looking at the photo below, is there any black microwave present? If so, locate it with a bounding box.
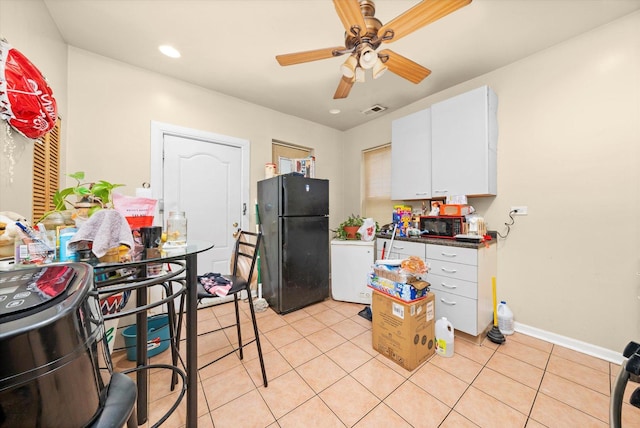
[419,216,465,238]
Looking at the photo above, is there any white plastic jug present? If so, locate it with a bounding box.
[497,301,515,335]
[435,317,455,358]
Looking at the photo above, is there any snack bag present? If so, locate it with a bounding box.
[112,192,157,260]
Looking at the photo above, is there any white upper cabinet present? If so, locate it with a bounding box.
[391,108,431,200]
[431,86,498,197]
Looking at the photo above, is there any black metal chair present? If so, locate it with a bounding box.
[197,230,268,387]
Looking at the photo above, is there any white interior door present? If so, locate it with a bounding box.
[151,122,250,276]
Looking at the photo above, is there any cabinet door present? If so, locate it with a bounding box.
[391,108,431,200]
[331,240,375,304]
[431,86,497,197]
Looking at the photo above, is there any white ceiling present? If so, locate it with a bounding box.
[43,0,640,131]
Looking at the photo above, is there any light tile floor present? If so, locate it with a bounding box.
[112,298,640,427]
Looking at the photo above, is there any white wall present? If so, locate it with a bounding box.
[342,11,640,353]
[65,48,344,230]
[0,0,68,216]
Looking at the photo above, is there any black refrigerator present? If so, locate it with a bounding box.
[257,174,329,314]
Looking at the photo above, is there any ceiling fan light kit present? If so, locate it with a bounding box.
[341,55,358,78]
[372,58,387,79]
[276,0,472,99]
[358,45,377,69]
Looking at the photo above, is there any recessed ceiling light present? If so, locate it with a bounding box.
[159,45,181,58]
[329,109,341,115]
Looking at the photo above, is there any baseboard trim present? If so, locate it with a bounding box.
[515,322,623,365]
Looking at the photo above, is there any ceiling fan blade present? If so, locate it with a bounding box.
[380,49,431,84]
[276,46,346,66]
[333,76,354,99]
[333,0,367,37]
[378,0,472,43]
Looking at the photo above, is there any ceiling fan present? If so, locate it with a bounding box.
[276,0,472,99]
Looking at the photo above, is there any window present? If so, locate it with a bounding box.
[272,140,312,174]
[32,118,61,222]
[363,144,394,225]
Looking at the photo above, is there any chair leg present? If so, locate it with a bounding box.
[175,281,186,349]
[234,294,243,360]
[246,284,268,387]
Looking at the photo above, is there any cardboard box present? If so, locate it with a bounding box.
[371,291,436,371]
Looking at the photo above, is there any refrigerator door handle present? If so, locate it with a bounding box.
[281,218,289,254]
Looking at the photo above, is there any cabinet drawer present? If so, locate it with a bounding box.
[427,244,477,266]
[391,240,426,258]
[428,259,477,283]
[426,273,477,300]
[431,289,477,335]
[376,238,425,260]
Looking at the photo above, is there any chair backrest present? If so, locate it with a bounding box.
[231,230,262,287]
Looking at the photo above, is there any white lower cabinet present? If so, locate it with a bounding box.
[426,243,497,336]
[375,238,497,337]
[331,240,375,304]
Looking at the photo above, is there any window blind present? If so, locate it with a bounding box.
[363,144,394,225]
[32,118,61,222]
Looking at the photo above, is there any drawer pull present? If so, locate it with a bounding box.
[440,298,457,306]
[395,245,405,250]
[441,267,457,274]
[441,252,457,258]
[441,283,457,289]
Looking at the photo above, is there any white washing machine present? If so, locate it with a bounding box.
[330,239,375,304]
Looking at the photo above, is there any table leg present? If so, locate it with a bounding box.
[136,272,148,425]
[185,253,198,427]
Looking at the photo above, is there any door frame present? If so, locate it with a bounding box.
[150,121,251,230]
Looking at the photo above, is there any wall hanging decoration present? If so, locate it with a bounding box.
[0,38,58,181]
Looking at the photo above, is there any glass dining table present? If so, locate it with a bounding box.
[94,240,213,427]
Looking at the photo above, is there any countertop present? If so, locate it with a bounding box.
[375,232,497,249]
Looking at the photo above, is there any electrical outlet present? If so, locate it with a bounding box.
[511,206,528,215]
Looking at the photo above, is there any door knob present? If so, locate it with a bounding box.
[232,223,240,238]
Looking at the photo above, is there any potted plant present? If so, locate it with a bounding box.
[38,171,124,224]
[333,214,365,240]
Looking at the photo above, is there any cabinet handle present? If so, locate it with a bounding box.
[394,245,405,250]
[441,267,457,273]
[441,282,457,289]
[440,298,457,306]
[441,252,457,258]
[434,190,448,194]
[415,192,429,195]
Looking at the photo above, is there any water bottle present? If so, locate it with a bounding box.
[435,317,455,357]
[497,301,515,335]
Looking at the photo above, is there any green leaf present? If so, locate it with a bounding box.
[68,171,85,185]
[74,186,91,196]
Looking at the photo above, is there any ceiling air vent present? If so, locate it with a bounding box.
[361,104,387,115]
